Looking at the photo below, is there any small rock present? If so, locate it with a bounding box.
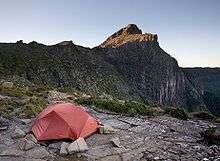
[18,138,36,151]
[193,145,201,151]
[21,119,32,125]
[0,116,9,127]
[12,127,26,139]
[48,142,62,153]
[77,137,89,151]
[99,124,116,134]
[47,90,69,102]
[2,81,13,88]
[0,126,8,130]
[25,140,36,151]
[202,158,209,161]
[60,142,69,156]
[170,128,176,132]
[154,156,160,160]
[67,141,78,154]
[25,133,38,143]
[111,137,121,147]
[48,142,62,150]
[67,137,88,154]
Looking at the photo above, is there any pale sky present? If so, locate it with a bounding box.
[0,0,219,67]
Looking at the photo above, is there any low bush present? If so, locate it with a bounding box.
[0,96,47,118]
[201,127,220,145]
[215,118,220,123]
[0,100,14,117]
[165,107,189,120]
[21,96,47,118]
[0,85,26,97]
[75,97,156,116]
[191,111,214,120]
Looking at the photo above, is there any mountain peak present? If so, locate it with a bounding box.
[120,24,142,35]
[100,24,158,48]
[56,40,73,46]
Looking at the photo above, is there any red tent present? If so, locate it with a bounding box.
[31,103,98,141]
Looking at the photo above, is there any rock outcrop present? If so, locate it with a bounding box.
[100,24,157,48]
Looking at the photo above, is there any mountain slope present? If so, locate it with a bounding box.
[184,68,220,115]
[0,24,207,112]
[95,24,206,111]
[0,41,137,99]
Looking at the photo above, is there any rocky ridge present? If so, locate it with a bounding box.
[0,24,212,113]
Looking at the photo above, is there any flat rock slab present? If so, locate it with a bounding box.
[26,147,50,159]
[101,119,130,130]
[0,148,25,157]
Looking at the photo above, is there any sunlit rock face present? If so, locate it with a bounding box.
[100,24,158,48]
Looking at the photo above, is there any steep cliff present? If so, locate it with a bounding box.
[96,24,206,111]
[184,68,220,115]
[0,24,207,112]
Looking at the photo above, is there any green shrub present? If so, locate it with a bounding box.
[165,107,189,120]
[21,96,47,118]
[201,127,220,145]
[125,101,155,116]
[0,96,47,118]
[0,85,25,97]
[28,85,51,93]
[215,118,220,123]
[75,97,93,106]
[0,99,23,118]
[191,111,214,120]
[75,97,156,116]
[0,100,12,117]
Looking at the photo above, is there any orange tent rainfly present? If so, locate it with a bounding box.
[31,103,98,141]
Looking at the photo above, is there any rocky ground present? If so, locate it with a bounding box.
[1,105,220,161]
[0,88,220,161]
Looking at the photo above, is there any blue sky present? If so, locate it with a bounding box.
[0,0,219,67]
